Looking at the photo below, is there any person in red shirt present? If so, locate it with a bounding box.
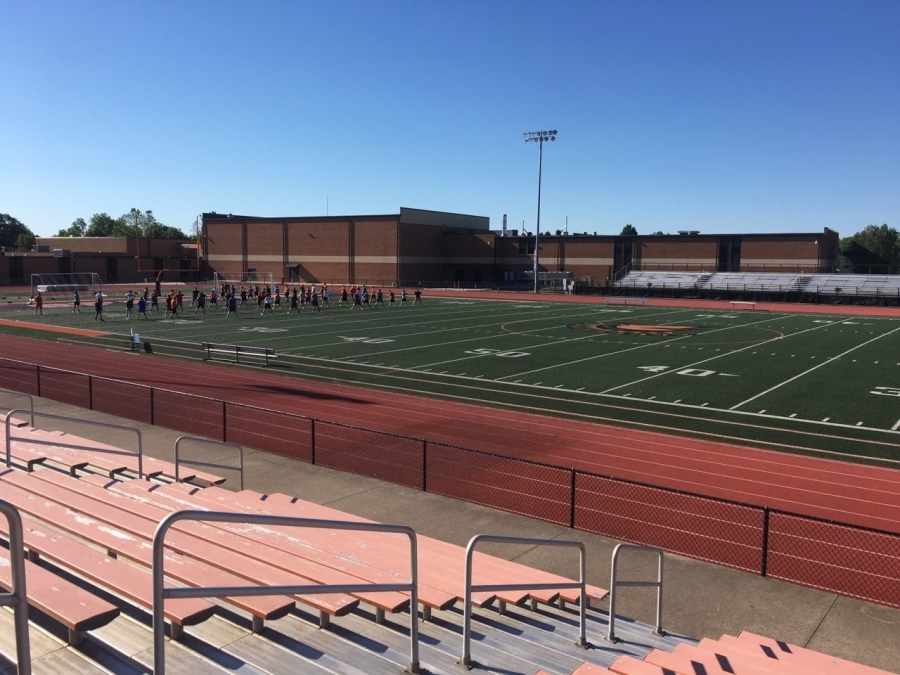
[33,292,43,315]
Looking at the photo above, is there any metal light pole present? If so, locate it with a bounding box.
[524,130,557,293]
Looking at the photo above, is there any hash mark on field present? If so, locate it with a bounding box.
[856,422,864,426]
[823,417,830,422]
[789,413,797,418]
[555,384,564,388]
[648,396,656,400]
[577,387,584,391]
[892,418,900,431]
[701,403,709,407]
[673,399,681,403]
[758,409,766,414]
[534,381,542,385]
[622,393,631,397]
[513,379,522,383]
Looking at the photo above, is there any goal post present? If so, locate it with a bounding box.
[31,273,102,298]
[213,271,274,289]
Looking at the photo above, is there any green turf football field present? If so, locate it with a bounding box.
[4,292,900,465]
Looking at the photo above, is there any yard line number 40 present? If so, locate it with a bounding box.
[638,366,738,377]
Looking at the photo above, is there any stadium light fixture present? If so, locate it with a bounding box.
[523,130,557,293]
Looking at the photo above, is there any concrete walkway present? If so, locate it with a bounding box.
[5,394,899,674]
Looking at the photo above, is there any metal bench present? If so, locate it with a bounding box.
[730,301,757,310]
[201,342,277,365]
[605,296,649,305]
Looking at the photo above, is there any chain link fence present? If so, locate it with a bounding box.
[426,442,572,525]
[225,403,313,462]
[0,359,38,396]
[767,511,900,608]
[91,377,153,425]
[1,356,899,608]
[38,368,91,408]
[153,389,224,440]
[575,473,765,573]
[315,420,424,489]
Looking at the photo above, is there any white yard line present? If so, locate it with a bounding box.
[598,314,799,394]
[730,325,900,410]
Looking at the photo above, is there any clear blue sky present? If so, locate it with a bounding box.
[2,0,898,238]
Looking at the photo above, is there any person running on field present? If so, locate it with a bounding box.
[389,290,395,306]
[353,288,362,309]
[195,291,206,314]
[137,296,148,319]
[191,288,199,306]
[413,288,422,305]
[225,293,238,318]
[311,289,320,311]
[339,286,349,306]
[305,287,311,307]
[33,292,43,315]
[240,286,247,306]
[375,289,384,307]
[274,289,281,309]
[322,285,329,306]
[73,290,81,313]
[288,290,300,314]
[400,289,408,306]
[94,291,105,321]
[261,293,273,314]
[362,290,371,309]
[125,290,135,318]
[150,289,159,312]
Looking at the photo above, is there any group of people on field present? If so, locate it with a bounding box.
[35,282,423,321]
[336,285,421,309]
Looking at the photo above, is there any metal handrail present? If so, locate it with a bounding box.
[606,544,664,643]
[153,511,420,674]
[4,409,143,479]
[0,388,35,426]
[174,435,244,489]
[0,499,31,675]
[460,534,588,669]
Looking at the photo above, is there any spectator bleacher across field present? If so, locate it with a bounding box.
[1,408,897,674]
[616,271,900,297]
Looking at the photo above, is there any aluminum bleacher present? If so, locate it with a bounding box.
[0,409,896,674]
[615,271,900,297]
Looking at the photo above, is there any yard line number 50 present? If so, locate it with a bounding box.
[465,348,531,358]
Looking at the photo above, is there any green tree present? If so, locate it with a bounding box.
[16,231,36,252]
[55,218,87,237]
[0,213,34,249]
[620,224,638,236]
[84,212,130,237]
[120,209,187,239]
[839,224,898,267]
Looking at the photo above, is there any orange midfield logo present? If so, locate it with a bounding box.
[568,322,697,336]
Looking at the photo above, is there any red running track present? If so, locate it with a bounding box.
[2,334,899,534]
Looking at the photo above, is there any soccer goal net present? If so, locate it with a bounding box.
[31,273,102,297]
[213,271,274,289]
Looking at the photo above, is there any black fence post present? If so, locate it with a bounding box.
[422,440,427,492]
[761,507,770,577]
[149,388,155,426]
[310,418,316,465]
[88,376,93,410]
[35,365,41,398]
[569,469,577,529]
[222,401,227,442]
